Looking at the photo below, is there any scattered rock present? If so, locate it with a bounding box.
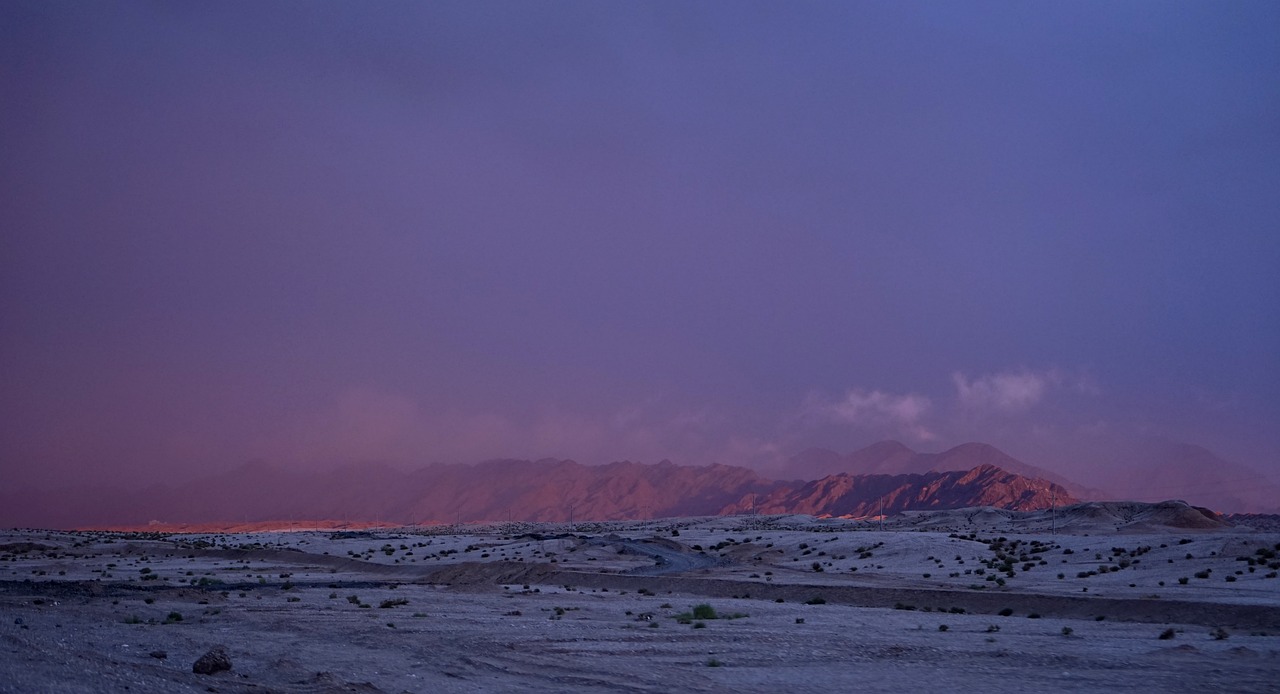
[149,650,167,660]
[13,617,22,625]
[193,647,231,675]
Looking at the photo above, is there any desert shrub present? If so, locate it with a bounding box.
[804,596,826,605]
[1062,627,1073,636]
[1158,628,1176,640]
[706,658,722,666]
[1211,627,1229,640]
[379,598,409,608]
[693,621,706,629]
[164,611,183,623]
[938,624,948,632]
[998,608,1014,617]
[1194,570,1211,579]
[692,604,718,620]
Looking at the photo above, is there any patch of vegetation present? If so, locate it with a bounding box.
[1158,628,1176,640]
[675,604,747,623]
[804,596,826,605]
[379,598,409,609]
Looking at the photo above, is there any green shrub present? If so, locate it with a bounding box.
[692,604,718,620]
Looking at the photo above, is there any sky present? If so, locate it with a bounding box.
[2,1,1278,491]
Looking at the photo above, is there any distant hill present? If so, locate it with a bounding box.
[779,441,1098,499]
[1098,442,1280,514]
[721,465,1075,517]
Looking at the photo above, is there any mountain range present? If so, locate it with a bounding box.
[2,440,1272,529]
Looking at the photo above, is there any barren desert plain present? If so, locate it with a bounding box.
[3,502,1280,693]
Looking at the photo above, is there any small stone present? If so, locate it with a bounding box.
[192,647,231,675]
[149,650,167,660]
[13,618,22,625]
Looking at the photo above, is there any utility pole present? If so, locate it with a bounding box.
[1051,488,1056,536]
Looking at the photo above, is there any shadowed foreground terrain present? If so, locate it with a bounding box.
[3,503,1279,693]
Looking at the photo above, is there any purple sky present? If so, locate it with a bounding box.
[2,1,1278,490]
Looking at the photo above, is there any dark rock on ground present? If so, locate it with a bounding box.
[192,646,231,674]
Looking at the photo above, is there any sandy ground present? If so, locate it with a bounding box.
[2,511,1279,693]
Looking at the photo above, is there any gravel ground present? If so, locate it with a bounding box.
[2,514,1279,693]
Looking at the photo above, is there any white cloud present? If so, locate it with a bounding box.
[951,368,1095,414]
[807,389,935,440]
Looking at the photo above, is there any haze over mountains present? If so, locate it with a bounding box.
[5,439,1270,530]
